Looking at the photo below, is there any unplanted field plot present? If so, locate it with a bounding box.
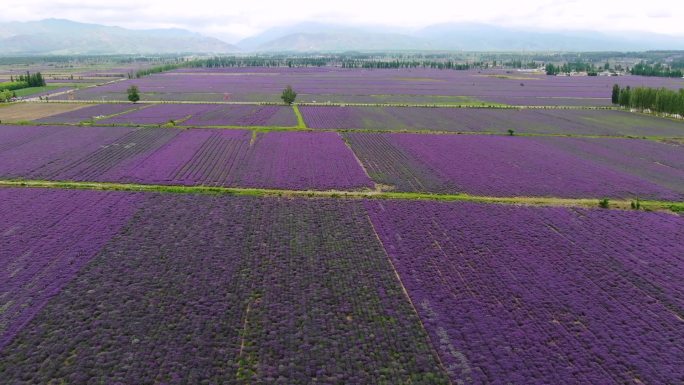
[0,125,372,191]
[0,102,88,122]
[0,193,449,384]
[365,200,684,385]
[345,133,683,200]
[33,103,147,123]
[302,106,684,137]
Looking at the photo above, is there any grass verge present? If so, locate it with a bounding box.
[1,179,681,213]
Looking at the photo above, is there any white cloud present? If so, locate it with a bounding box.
[1,0,683,42]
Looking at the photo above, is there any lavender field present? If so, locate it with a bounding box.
[3,53,684,385]
[0,125,372,190]
[345,132,683,199]
[54,67,684,105]
[303,106,684,137]
[35,103,299,127]
[365,200,684,384]
[1,192,449,384]
[0,188,142,350]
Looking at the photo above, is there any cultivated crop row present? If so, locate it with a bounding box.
[0,125,373,191]
[123,130,373,190]
[0,188,142,350]
[54,67,684,105]
[365,200,684,384]
[344,132,682,199]
[0,125,137,179]
[301,106,684,137]
[532,136,684,195]
[1,194,450,384]
[37,103,300,127]
[343,133,453,192]
[181,104,298,127]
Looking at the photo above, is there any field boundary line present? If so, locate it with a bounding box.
[20,99,623,110]
[1,121,679,141]
[292,104,307,128]
[1,179,681,212]
[362,210,454,384]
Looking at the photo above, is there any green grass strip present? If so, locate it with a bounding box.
[292,104,307,128]
[25,99,621,110]
[1,120,679,141]
[1,179,681,213]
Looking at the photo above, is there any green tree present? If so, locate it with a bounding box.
[611,84,621,104]
[281,85,297,105]
[545,63,558,75]
[618,86,631,107]
[127,85,140,103]
[0,89,13,102]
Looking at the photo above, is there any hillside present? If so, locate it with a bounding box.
[0,19,238,55]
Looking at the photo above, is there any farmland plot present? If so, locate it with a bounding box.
[97,103,215,125]
[0,125,137,179]
[33,103,147,123]
[365,200,684,385]
[0,188,142,350]
[55,67,684,105]
[345,133,682,199]
[180,104,298,127]
[0,194,449,384]
[0,125,372,191]
[532,137,684,194]
[301,106,684,137]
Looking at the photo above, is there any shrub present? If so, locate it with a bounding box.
[281,85,297,105]
[127,85,140,103]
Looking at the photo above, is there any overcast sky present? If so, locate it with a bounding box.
[2,0,683,42]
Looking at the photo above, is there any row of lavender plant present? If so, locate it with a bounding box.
[344,132,682,200]
[0,188,142,350]
[181,104,298,126]
[365,200,684,384]
[37,103,299,127]
[531,136,684,195]
[0,125,373,191]
[1,194,450,384]
[54,67,684,104]
[301,106,684,137]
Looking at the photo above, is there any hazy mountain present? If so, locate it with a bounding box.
[415,23,684,51]
[1,19,683,54]
[237,23,431,52]
[0,19,238,55]
[240,22,684,52]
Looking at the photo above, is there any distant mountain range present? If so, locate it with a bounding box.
[0,19,238,55]
[1,19,683,55]
[238,22,684,52]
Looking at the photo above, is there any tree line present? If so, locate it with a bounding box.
[545,62,598,75]
[3,71,47,89]
[630,62,683,78]
[340,60,480,70]
[131,57,330,78]
[612,84,684,115]
[0,71,47,102]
